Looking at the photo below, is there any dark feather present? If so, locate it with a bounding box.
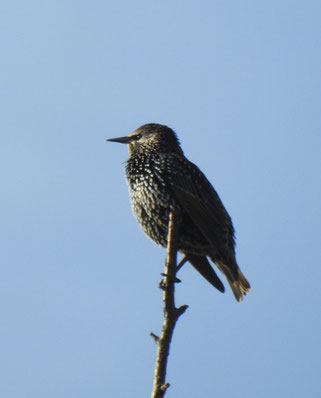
[184,253,225,293]
[168,159,235,263]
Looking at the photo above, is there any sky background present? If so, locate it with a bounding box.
[1,1,321,397]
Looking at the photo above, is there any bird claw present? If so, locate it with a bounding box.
[159,274,181,290]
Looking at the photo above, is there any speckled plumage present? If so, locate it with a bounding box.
[107,123,250,301]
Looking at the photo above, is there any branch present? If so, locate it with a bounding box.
[151,212,188,398]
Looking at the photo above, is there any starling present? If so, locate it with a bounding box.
[107,123,250,302]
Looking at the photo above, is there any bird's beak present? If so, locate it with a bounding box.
[106,136,131,144]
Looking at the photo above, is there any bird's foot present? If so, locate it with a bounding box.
[176,256,188,272]
[159,273,181,290]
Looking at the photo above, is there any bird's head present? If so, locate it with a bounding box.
[107,123,183,156]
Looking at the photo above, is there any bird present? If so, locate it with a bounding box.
[107,123,250,302]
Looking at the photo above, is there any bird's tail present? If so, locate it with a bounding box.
[216,261,251,302]
[184,253,225,293]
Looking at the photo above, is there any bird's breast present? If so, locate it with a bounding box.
[124,155,179,246]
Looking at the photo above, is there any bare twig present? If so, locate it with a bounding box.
[151,212,188,398]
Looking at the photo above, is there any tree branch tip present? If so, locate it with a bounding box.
[150,332,160,343]
[177,304,189,316]
[158,279,167,291]
[151,211,185,397]
[160,383,170,392]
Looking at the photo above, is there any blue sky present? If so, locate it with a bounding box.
[1,1,321,397]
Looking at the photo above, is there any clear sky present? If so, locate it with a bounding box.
[1,1,321,397]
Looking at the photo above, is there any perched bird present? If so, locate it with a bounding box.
[107,123,250,301]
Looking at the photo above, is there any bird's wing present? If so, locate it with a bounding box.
[168,159,235,258]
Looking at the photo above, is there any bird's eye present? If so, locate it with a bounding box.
[133,134,142,141]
